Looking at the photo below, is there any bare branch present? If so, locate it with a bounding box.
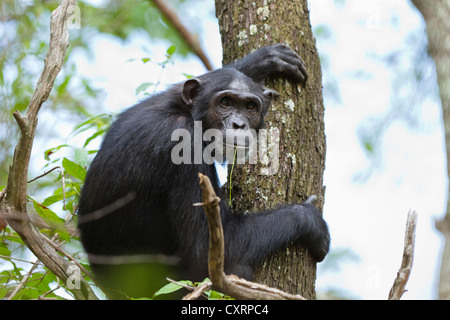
[12,111,26,133]
[27,166,60,184]
[388,210,418,300]
[151,0,214,71]
[41,236,91,277]
[0,255,44,265]
[182,280,213,300]
[196,173,306,300]
[197,173,225,285]
[166,278,213,300]
[166,278,196,291]
[0,0,98,300]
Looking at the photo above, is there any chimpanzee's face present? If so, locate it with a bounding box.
[181,69,276,162]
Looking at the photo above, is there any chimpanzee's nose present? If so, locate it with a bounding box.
[232,120,247,130]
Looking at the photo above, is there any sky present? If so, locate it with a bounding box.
[28,0,446,299]
[309,0,445,299]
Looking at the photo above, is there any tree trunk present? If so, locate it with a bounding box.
[411,0,450,300]
[215,0,326,299]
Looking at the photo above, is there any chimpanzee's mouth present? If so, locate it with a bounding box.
[224,129,255,148]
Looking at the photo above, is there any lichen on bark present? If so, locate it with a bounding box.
[215,0,326,299]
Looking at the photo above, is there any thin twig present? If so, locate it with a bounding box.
[27,166,60,184]
[151,0,214,71]
[38,277,61,300]
[12,111,26,133]
[183,281,213,300]
[7,259,40,300]
[388,210,418,300]
[26,166,66,210]
[166,278,196,291]
[166,277,212,300]
[0,255,42,265]
[59,166,66,211]
[41,236,92,277]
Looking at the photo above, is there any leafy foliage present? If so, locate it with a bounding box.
[0,0,210,299]
[153,279,234,300]
[0,0,194,182]
[0,113,112,299]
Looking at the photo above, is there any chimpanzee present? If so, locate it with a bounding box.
[77,44,330,299]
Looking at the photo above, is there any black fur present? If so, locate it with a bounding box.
[77,44,330,299]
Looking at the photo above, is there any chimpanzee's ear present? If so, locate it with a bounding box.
[262,88,279,101]
[182,78,202,107]
[261,88,279,116]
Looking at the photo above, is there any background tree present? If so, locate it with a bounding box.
[215,0,326,299]
[411,0,450,300]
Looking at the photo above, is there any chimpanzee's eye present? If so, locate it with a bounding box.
[246,102,257,112]
[220,98,231,107]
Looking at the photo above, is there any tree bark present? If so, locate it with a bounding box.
[215,0,326,299]
[410,0,450,300]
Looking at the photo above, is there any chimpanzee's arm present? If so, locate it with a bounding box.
[226,44,308,84]
[221,199,330,274]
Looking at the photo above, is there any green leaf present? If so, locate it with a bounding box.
[141,57,151,63]
[4,235,25,246]
[153,280,192,298]
[364,141,374,154]
[57,74,71,95]
[32,198,63,225]
[31,198,70,241]
[41,189,77,207]
[62,157,86,181]
[73,148,89,167]
[44,144,69,161]
[0,242,11,256]
[83,129,106,148]
[166,45,176,56]
[71,113,110,136]
[135,82,153,95]
[182,73,194,79]
[209,290,225,299]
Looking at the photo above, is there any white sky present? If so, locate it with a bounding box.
[309,0,445,299]
[27,0,446,299]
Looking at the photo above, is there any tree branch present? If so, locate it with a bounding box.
[182,280,213,300]
[12,111,26,133]
[151,0,214,71]
[0,0,98,300]
[195,173,306,300]
[388,210,418,300]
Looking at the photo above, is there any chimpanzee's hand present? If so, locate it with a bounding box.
[229,44,308,84]
[294,196,330,262]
